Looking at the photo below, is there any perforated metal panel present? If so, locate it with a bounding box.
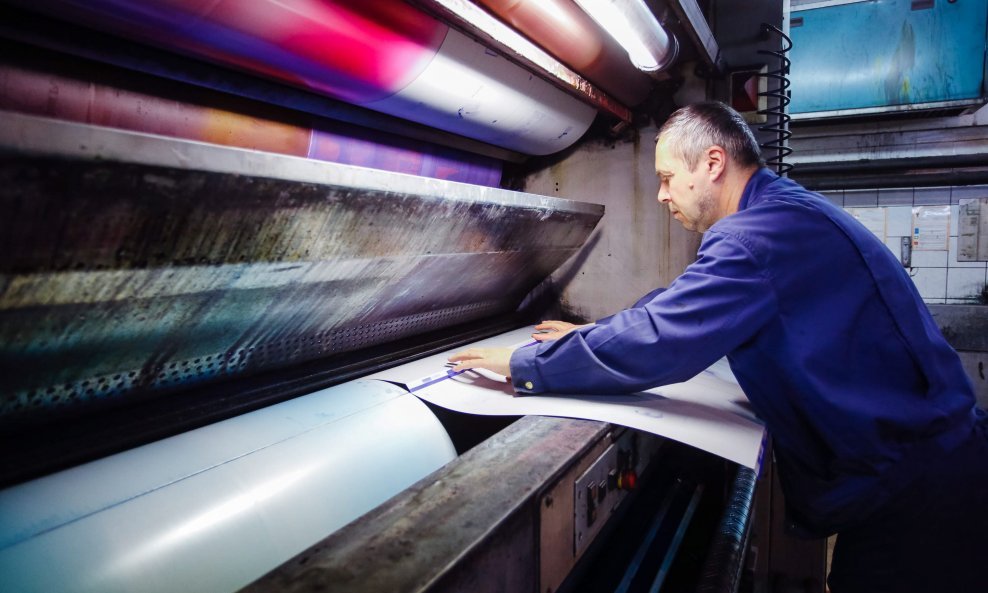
[0,113,604,424]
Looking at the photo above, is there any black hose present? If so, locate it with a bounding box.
[696,466,758,593]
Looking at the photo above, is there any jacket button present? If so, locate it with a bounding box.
[524,381,534,390]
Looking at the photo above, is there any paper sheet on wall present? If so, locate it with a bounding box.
[847,207,887,243]
[912,205,950,251]
[368,327,766,470]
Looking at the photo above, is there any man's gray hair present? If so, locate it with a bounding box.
[657,102,765,170]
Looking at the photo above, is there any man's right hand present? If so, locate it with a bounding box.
[532,320,592,342]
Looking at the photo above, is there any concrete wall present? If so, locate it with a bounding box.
[957,351,988,409]
[520,126,702,322]
[928,304,988,408]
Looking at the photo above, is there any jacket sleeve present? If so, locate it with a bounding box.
[510,230,778,394]
[594,286,668,325]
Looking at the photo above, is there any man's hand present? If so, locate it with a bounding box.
[448,347,513,379]
[532,320,592,342]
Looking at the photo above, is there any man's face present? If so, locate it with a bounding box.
[654,137,718,233]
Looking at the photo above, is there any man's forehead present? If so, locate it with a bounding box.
[654,138,678,172]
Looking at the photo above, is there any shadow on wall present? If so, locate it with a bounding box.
[517,230,603,324]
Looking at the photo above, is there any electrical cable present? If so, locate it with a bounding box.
[757,23,793,176]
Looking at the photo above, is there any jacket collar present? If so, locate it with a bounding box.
[738,167,779,212]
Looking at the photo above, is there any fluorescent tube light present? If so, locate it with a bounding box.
[573,0,678,73]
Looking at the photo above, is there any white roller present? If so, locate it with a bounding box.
[0,380,455,593]
[366,28,597,156]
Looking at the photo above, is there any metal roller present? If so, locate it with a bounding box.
[6,0,597,155]
[0,54,503,186]
[474,0,653,106]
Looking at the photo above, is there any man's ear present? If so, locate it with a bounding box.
[706,145,727,181]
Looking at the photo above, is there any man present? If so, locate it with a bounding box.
[450,102,988,592]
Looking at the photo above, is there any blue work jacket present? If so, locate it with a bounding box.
[510,167,981,534]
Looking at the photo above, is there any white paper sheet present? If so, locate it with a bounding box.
[368,327,766,470]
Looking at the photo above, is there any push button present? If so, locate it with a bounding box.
[617,469,638,490]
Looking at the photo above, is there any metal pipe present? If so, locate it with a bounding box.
[794,169,988,191]
[789,154,988,189]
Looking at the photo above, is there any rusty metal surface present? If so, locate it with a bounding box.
[539,425,616,593]
[0,113,604,425]
[241,415,610,593]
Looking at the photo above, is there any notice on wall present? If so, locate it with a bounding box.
[911,206,950,251]
[847,207,887,243]
[958,198,988,261]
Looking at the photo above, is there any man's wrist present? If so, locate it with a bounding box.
[509,345,544,394]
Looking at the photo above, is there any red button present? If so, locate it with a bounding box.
[618,469,637,490]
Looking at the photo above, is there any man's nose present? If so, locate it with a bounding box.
[657,188,671,203]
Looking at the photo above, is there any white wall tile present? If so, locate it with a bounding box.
[910,249,948,267]
[910,267,947,300]
[949,236,988,268]
[851,185,988,304]
[886,206,913,236]
[946,268,987,300]
[884,236,905,260]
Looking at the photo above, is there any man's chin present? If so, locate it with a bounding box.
[671,212,703,233]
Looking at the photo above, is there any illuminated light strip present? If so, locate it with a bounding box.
[408,0,632,123]
[572,0,678,75]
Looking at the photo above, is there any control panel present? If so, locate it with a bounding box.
[573,430,659,554]
[539,427,663,593]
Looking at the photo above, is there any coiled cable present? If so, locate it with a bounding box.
[757,23,793,176]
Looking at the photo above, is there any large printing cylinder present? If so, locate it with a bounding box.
[9,0,597,155]
[0,380,456,593]
[0,55,503,186]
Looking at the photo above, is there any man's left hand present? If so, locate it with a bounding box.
[448,347,513,379]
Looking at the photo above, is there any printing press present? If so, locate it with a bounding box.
[0,1,815,592]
